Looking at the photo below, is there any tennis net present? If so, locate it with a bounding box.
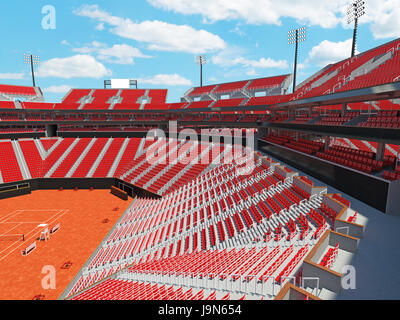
[0,234,25,241]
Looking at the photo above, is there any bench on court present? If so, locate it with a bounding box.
[21,241,36,256]
[111,186,128,200]
[50,223,60,234]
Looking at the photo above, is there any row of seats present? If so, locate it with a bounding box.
[323,149,383,171]
[382,170,400,181]
[319,243,339,268]
[295,38,400,99]
[330,145,375,159]
[359,113,400,128]
[0,141,24,182]
[0,84,37,96]
[188,75,288,98]
[267,135,324,155]
[72,160,320,292]
[55,89,169,110]
[5,137,144,182]
[316,152,374,174]
[67,152,356,300]
[0,112,270,123]
[72,278,234,300]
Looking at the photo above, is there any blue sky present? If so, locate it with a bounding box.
[0,0,399,103]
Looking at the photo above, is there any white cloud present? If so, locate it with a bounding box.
[149,0,400,39]
[0,73,24,80]
[297,63,307,71]
[148,0,347,28]
[235,57,288,69]
[36,55,112,79]
[307,39,357,67]
[337,0,400,39]
[138,74,192,86]
[96,23,105,31]
[367,1,400,39]
[73,42,151,64]
[73,41,103,54]
[212,47,288,69]
[74,5,226,54]
[98,44,151,64]
[230,25,246,37]
[42,85,73,94]
[246,69,257,77]
[72,46,93,54]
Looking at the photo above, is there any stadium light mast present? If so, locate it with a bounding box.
[347,0,366,58]
[196,55,207,87]
[288,26,306,94]
[24,53,40,87]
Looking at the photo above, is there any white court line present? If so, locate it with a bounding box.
[0,209,62,223]
[0,222,56,224]
[0,210,22,223]
[0,223,22,236]
[16,209,63,212]
[0,209,70,261]
[0,209,65,224]
[0,209,69,224]
[0,209,69,259]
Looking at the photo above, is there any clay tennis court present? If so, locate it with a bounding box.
[0,189,131,300]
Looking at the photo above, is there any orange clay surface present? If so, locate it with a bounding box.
[0,189,131,300]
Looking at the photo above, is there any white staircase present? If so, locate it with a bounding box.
[66,138,97,177]
[156,143,211,194]
[78,89,95,110]
[12,140,31,179]
[139,90,150,110]
[107,138,130,177]
[343,138,357,150]
[14,100,23,109]
[35,138,62,161]
[386,144,398,156]
[120,139,170,181]
[130,140,184,184]
[134,138,146,160]
[361,140,377,153]
[44,138,80,177]
[146,142,202,189]
[108,90,122,110]
[87,138,114,177]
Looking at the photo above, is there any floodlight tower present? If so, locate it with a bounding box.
[347,0,365,58]
[288,26,306,94]
[196,55,207,87]
[24,53,40,87]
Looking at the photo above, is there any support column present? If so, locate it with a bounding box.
[158,123,168,132]
[257,127,267,139]
[256,127,267,151]
[341,103,347,117]
[46,124,58,137]
[376,142,386,161]
[324,136,331,151]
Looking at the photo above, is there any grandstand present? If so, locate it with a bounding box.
[0,35,400,302]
